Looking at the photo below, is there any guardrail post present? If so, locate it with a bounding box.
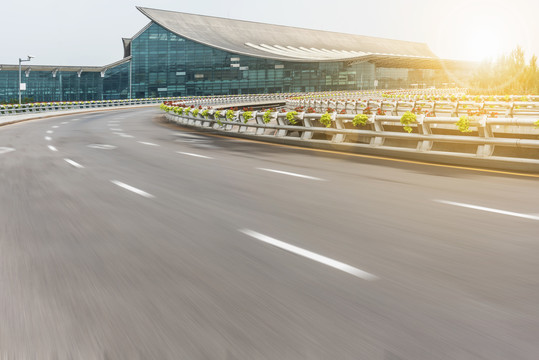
[301,114,313,140]
[275,113,288,137]
[333,114,345,143]
[238,111,253,133]
[416,114,432,152]
[370,115,384,147]
[477,115,495,157]
[254,112,266,135]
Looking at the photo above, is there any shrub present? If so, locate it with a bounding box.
[201,109,210,118]
[263,109,273,124]
[456,115,473,133]
[242,111,253,123]
[400,111,417,133]
[319,112,332,128]
[226,109,235,121]
[352,114,369,127]
[286,111,298,125]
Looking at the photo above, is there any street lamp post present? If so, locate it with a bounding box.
[18,55,34,105]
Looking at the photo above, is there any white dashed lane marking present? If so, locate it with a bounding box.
[176,151,213,159]
[138,141,159,147]
[111,180,154,198]
[45,136,52,141]
[48,145,58,152]
[436,200,539,221]
[88,144,117,150]
[0,147,15,155]
[239,229,378,281]
[64,158,84,168]
[257,168,325,181]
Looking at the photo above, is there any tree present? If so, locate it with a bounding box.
[469,46,539,95]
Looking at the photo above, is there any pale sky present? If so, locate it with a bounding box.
[1,0,538,66]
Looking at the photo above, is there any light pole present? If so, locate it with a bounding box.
[18,55,34,105]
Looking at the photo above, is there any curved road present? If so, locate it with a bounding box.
[1,108,539,359]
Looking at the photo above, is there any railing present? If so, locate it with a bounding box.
[0,94,290,117]
[287,99,539,120]
[163,106,539,170]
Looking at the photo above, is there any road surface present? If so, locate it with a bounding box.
[1,108,538,359]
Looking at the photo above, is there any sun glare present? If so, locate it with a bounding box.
[433,2,531,63]
[465,22,505,61]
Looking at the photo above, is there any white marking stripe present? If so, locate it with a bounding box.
[111,180,154,198]
[61,122,69,124]
[64,158,84,168]
[111,128,123,131]
[257,168,324,181]
[0,147,15,155]
[138,141,159,146]
[240,229,378,280]
[48,145,58,152]
[46,130,53,134]
[52,125,59,128]
[176,151,213,159]
[436,200,539,221]
[45,136,52,141]
[88,144,117,150]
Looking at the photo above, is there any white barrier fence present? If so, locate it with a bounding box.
[288,99,539,119]
[0,94,289,116]
[163,106,539,169]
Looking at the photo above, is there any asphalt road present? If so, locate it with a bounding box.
[1,108,539,359]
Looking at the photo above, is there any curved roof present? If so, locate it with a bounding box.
[137,7,438,63]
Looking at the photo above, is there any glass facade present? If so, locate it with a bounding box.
[0,21,452,103]
[131,23,378,98]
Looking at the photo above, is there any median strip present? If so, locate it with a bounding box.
[239,229,378,281]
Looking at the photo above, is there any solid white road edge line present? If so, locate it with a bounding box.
[64,158,84,169]
[176,151,213,159]
[257,168,325,181]
[239,229,378,281]
[48,145,58,152]
[138,141,159,146]
[111,180,154,198]
[435,200,539,221]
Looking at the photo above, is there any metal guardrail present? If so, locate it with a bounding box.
[287,99,539,119]
[0,94,290,116]
[163,107,539,169]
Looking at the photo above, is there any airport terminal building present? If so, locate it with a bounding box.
[0,7,472,103]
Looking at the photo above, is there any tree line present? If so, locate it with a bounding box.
[469,46,539,95]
